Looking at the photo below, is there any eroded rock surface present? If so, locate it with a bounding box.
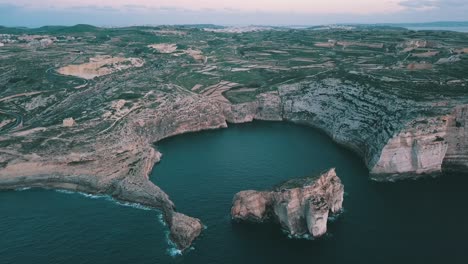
[443,105,468,172]
[169,212,203,250]
[371,117,449,180]
[231,169,344,238]
[279,77,468,181]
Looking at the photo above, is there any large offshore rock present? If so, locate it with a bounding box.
[231,190,272,222]
[231,168,344,238]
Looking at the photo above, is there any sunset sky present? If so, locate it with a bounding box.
[0,0,467,27]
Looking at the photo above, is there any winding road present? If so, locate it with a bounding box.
[0,110,23,133]
[0,51,86,134]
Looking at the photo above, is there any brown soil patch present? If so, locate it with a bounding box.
[315,42,335,48]
[148,43,178,53]
[337,41,384,49]
[412,51,439,58]
[57,56,144,79]
[407,63,433,70]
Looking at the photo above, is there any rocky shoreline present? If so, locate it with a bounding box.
[0,90,283,250]
[1,84,468,250]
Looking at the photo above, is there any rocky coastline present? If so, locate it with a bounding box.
[1,27,468,251]
[2,85,468,249]
[2,81,468,250]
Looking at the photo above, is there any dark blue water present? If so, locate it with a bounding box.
[1,121,467,264]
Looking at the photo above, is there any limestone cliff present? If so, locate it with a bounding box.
[231,169,344,238]
[279,77,468,180]
[371,117,449,180]
[443,105,468,172]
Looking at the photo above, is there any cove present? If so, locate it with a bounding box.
[1,121,467,264]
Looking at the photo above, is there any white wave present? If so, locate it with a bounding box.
[53,187,185,255]
[164,231,183,257]
[78,192,106,199]
[158,213,167,226]
[54,189,153,211]
[286,232,315,240]
[328,208,345,222]
[55,189,75,194]
[56,189,106,199]
[15,187,31,191]
[167,247,182,257]
[115,200,152,211]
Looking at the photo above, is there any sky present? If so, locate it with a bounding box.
[0,0,467,27]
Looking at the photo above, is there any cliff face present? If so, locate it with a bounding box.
[443,105,468,172]
[231,169,344,238]
[279,78,468,180]
[371,117,449,180]
[279,78,406,169]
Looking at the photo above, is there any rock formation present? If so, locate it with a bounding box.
[370,117,449,180]
[231,169,344,238]
[442,105,468,172]
[62,117,75,127]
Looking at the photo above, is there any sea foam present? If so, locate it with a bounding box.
[15,187,31,191]
[54,189,151,210]
[55,188,184,256]
[165,231,183,257]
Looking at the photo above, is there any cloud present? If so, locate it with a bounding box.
[0,0,405,14]
[70,5,118,12]
[0,0,467,27]
[399,0,468,10]
[399,0,437,8]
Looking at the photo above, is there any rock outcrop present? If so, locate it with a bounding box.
[231,168,344,238]
[443,105,468,172]
[370,117,449,180]
[169,212,203,250]
[62,117,75,127]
